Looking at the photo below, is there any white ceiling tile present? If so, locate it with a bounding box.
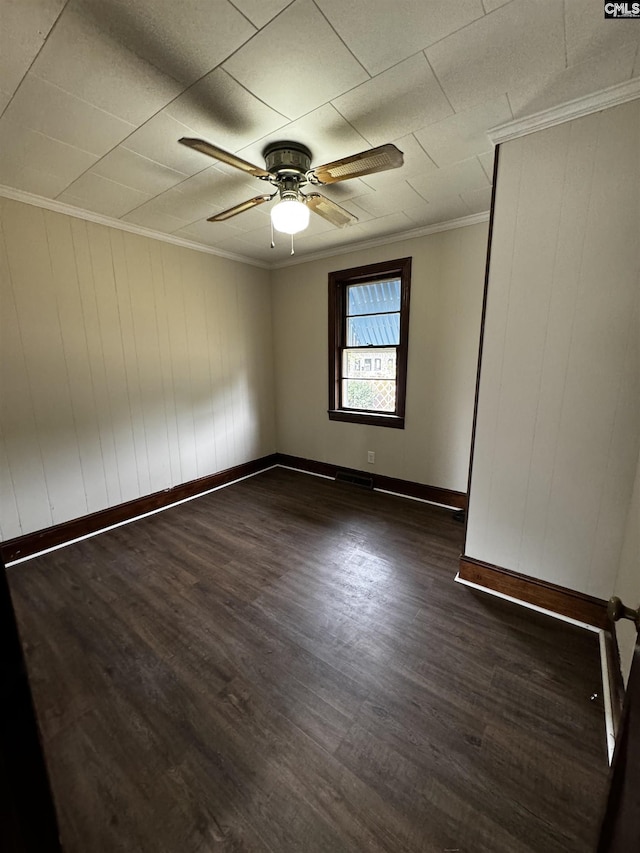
[138,166,264,224]
[565,0,640,66]
[174,218,244,246]
[30,5,183,126]
[0,120,98,189]
[122,113,213,175]
[634,42,640,77]
[316,0,484,75]
[332,53,453,147]
[351,212,413,239]
[57,173,152,218]
[508,41,638,118]
[414,95,509,167]
[2,74,136,156]
[228,0,293,28]
[460,186,492,214]
[163,69,289,152]
[427,0,566,111]
[223,0,369,120]
[349,183,426,218]
[74,0,257,86]
[121,207,194,233]
[408,157,489,202]
[0,167,74,199]
[91,148,189,195]
[478,151,495,182]
[0,0,66,96]
[482,0,512,11]
[0,90,11,115]
[238,104,370,170]
[403,196,471,227]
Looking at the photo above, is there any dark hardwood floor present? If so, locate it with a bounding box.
[7,467,608,852]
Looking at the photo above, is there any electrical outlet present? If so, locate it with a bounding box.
[367,451,375,464]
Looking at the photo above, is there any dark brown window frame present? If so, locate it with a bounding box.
[328,256,411,429]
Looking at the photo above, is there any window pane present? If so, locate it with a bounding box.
[347,279,401,316]
[343,348,396,379]
[342,379,396,412]
[347,313,400,346]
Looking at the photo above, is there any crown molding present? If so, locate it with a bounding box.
[0,185,489,272]
[490,78,640,145]
[270,212,491,269]
[0,185,270,270]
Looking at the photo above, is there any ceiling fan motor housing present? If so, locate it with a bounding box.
[263,141,312,179]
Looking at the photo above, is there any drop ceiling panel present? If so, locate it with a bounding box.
[414,95,510,167]
[222,0,369,120]
[174,218,245,247]
[403,196,471,227]
[1,74,136,156]
[408,157,489,203]
[229,0,294,28]
[508,41,638,118]
[564,0,640,66]
[481,0,512,11]
[0,120,98,187]
[75,0,257,86]
[427,0,566,112]
[349,183,427,218]
[163,69,289,152]
[0,90,11,114]
[332,53,453,148]
[0,0,66,96]
[91,148,190,196]
[460,186,493,214]
[316,0,484,75]
[0,166,76,199]
[30,5,183,125]
[121,207,193,234]
[122,113,213,175]
[58,173,152,218]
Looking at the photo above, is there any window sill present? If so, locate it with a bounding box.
[328,410,405,429]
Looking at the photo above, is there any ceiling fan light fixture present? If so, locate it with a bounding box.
[270,196,310,235]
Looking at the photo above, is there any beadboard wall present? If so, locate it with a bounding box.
[0,197,276,541]
[465,99,640,601]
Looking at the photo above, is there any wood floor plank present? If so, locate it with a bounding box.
[7,467,609,852]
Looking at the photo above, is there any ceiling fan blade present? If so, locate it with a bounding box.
[308,143,404,185]
[179,138,272,179]
[207,194,275,222]
[304,193,358,228]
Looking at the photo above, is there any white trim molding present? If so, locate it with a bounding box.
[490,78,640,145]
[0,183,489,271]
[270,212,491,269]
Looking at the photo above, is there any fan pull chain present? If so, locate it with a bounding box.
[270,218,275,249]
[290,233,295,255]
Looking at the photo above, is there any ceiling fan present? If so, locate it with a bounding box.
[178,137,404,242]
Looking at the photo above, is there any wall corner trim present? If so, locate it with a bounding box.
[489,78,640,145]
[458,555,609,629]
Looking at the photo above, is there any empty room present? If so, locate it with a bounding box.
[1,1,639,851]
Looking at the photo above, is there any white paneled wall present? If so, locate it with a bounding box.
[271,223,488,491]
[0,198,275,541]
[466,100,640,600]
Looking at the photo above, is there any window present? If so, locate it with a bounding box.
[328,257,411,428]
